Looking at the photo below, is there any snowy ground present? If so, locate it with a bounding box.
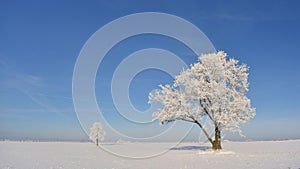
[0,140,299,169]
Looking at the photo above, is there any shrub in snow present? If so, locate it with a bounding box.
[89,122,105,146]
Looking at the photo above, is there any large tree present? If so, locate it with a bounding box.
[149,51,255,150]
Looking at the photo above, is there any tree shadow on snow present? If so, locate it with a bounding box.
[170,145,210,151]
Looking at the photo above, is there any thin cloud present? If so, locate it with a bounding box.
[198,13,254,21]
[2,107,74,114]
[0,59,73,123]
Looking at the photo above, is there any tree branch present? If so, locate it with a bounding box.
[190,116,213,144]
[199,99,214,122]
[177,118,195,123]
[206,97,212,105]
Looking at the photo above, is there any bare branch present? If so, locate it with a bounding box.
[177,118,195,123]
[190,116,213,144]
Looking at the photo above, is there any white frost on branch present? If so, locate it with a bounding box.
[149,51,255,134]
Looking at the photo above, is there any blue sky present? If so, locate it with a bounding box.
[0,0,300,141]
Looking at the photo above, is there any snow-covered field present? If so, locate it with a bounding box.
[0,140,299,169]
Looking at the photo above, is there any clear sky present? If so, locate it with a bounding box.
[0,0,300,141]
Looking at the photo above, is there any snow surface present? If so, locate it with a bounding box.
[0,140,299,169]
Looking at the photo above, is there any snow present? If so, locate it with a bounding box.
[1,140,299,169]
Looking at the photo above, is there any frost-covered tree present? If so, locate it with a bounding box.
[89,122,105,146]
[149,51,255,150]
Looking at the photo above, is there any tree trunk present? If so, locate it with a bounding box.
[192,117,222,150]
[212,126,222,150]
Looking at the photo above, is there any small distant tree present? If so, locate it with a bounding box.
[89,122,105,146]
[149,51,255,150]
